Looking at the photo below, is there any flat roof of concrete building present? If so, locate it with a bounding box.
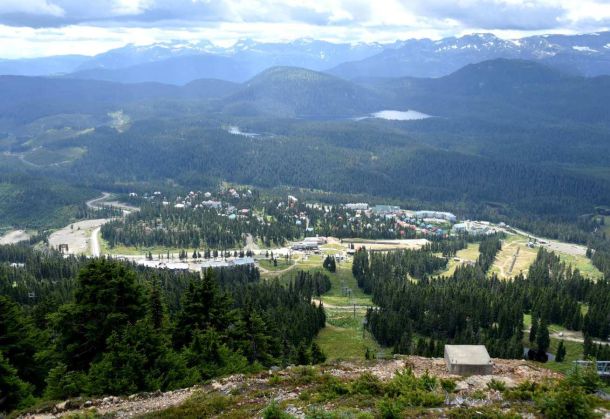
[445,345,492,365]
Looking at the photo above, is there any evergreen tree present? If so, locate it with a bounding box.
[583,334,594,358]
[537,318,550,354]
[88,320,188,395]
[556,340,566,362]
[173,269,234,349]
[0,296,45,391]
[148,281,165,330]
[323,255,336,272]
[50,259,145,371]
[310,342,326,364]
[295,341,311,365]
[0,353,33,413]
[393,330,412,355]
[529,316,538,344]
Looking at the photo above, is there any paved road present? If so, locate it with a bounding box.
[86,192,139,215]
[86,192,112,209]
[508,227,587,257]
[83,192,139,257]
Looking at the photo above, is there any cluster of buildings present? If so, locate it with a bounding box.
[451,220,499,236]
[415,210,457,223]
[136,189,262,223]
[136,256,256,272]
[341,203,457,238]
[291,236,326,252]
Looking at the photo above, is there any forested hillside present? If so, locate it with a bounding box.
[0,245,328,412]
[357,247,610,359]
[1,59,610,239]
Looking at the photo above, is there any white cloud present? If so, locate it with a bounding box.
[0,0,609,58]
[0,0,64,17]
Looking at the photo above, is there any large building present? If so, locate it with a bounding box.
[345,203,369,211]
[452,221,493,236]
[444,345,493,376]
[372,205,401,215]
[415,211,457,223]
[292,241,319,251]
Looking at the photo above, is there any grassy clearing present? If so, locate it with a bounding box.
[316,270,388,360]
[436,243,479,277]
[523,331,584,376]
[259,258,294,271]
[275,259,390,361]
[490,234,538,279]
[523,314,568,334]
[557,253,603,281]
[316,323,383,361]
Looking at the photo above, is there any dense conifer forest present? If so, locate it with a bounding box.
[0,245,327,412]
[359,247,610,359]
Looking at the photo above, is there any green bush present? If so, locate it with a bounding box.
[564,362,602,394]
[487,378,507,392]
[536,388,595,419]
[44,363,88,400]
[377,396,403,419]
[440,378,457,393]
[349,372,384,396]
[263,400,294,419]
[141,391,232,418]
[317,375,349,400]
[504,380,540,401]
[384,368,444,408]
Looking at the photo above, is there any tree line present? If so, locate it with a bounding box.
[358,247,610,360]
[0,247,329,414]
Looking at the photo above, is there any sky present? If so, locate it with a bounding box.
[0,0,609,58]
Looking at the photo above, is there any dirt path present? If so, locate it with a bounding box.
[257,258,300,276]
[312,299,372,310]
[244,233,260,252]
[549,330,607,345]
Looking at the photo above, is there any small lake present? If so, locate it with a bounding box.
[356,110,432,121]
[225,125,261,138]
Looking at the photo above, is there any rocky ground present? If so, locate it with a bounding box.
[19,356,577,418]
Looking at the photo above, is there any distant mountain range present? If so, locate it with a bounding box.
[1,32,609,84]
[330,32,610,79]
[2,58,609,124]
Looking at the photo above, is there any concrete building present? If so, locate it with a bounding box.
[452,221,492,236]
[415,211,457,223]
[292,241,319,251]
[231,257,255,266]
[200,260,231,269]
[345,203,369,211]
[372,205,401,215]
[304,236,327,245]
[444,345,493,376]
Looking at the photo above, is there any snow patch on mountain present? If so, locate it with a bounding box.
[573,46,598,53]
